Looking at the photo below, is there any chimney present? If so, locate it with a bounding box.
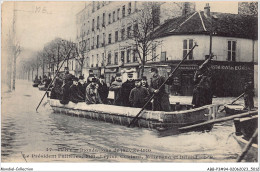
[204,3,210,18]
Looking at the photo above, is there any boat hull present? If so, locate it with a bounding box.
[232,133,258,162]
[48,99,219,130]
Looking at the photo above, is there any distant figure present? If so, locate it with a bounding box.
[244,80,254,110]
[78,75,87,101]
[98,75,109,104]
[149,67,172,111]
[121,73,136,107]
[50,73,63,100]
[34,75,39,83]
[85,78,102,104]
[63,67,73,86]
[129,79,150,108]
[192,58,213,108]
[109,73,123,106]
[45,76,52,88]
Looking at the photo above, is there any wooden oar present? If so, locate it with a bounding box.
[36,48,72,112]
[128,43,198,127]
[237,128,258,162]
[179,111,258,131]
[220,92,245,112]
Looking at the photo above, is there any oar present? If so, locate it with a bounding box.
[219,92,245,112]
[179,111,257,131]
[36,48,72,112]
[237,128,258,162]
[128,43,198,127]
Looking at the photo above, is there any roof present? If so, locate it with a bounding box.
[153,11,258,40]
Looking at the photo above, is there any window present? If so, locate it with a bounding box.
[133,24,138,37]
[133,49,138,62]
[102,53,105,66]
[102,13,106,26]
[183,39,193,60]
[92,37,95,49]
[121,51,125,64]
[113,11,115,22]
[102,33,105,46]
[97,1,100,10]
[108,33,111,44]
[122,5,125,18]
[121,28,125,40]
[91,55,94,67]
[87,38,90,50]
[228,40,236,61]
[97,35,99,48]
[92,19,95,31]
[152,45,156,61]
[96,54,99,67]
[97,16,100,29]
[127,49,131,63]
[107,52,111,65]
[115,31,118,42]
[114,52,118,65]
[117,8,120,20]
[161,52,166,61]
[128,2,131,14]
[127,26,131,38]
[108,13,111,24]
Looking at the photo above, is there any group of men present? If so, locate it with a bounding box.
[50,66,173,111]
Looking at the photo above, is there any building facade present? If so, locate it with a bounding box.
[76,2,257,97]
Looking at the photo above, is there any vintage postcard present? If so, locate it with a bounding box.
[1,0,259,171]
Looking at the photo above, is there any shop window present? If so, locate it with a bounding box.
[114,52,118,65]
[183,39,193,60]
[115,31,118,42]
[228,40,236,61]
[161,51,166,61]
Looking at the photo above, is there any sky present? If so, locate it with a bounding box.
[2,1,240,59]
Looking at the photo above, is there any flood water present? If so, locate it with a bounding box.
[1,80,245,162]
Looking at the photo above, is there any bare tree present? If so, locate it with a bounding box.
[127,2,162,77]
[74,35,89,75]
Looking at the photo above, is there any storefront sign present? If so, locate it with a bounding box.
[105,68,117,73]
[211,65,252,71]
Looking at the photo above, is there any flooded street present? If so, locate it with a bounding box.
[2,80,243,162]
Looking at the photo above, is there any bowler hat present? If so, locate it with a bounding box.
[135,78,142,82]
[79,75,84,80]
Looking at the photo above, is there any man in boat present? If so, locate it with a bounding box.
[69,77,85,103]
[63,67,74,86]
[50,73,63,100]
[78,75,87,100]
[60,67,74,104]
[149,67,172,111]
[86,74,95,87]
[97,75,109,104]
[121,73,136,107]
[244,79,254,110]
[109,73,123,106]
[85,77,102,104]
[192,57,213,108]
[129,78,150,108]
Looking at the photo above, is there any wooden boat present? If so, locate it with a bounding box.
[232,115,258,162]
[224,104,257,116]
[33,83,40,87]
[48,99,219,131]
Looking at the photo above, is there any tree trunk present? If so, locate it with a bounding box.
[12,54,17,90]
[6,58,13,92]
[32,69,34,81]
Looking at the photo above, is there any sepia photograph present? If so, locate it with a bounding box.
[1,0,259,171]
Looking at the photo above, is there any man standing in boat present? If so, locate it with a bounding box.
[60,67,74,104]
[129,78,150,108]
[78,75,87,100]
[50,72,63,100]
[121,73,136,107]
[109,73,123,106]
[149,67,172,111]
[192,57,213,108]
[85,78,102,104]
[244,79,254,110]
[97,75,109,104]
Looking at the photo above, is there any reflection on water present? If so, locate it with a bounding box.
[1,80,246,162]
